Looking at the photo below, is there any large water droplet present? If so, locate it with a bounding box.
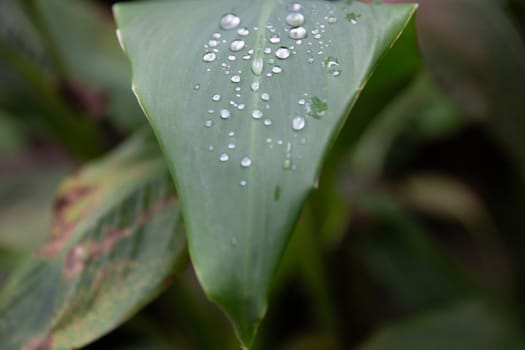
[252,109,263,119]
[251,57,264,76]
[240,156,252,168]
[275,47,291,60]
[292,116,306,131]
[289,27,307,40]
[230,40,245,52]
[286,12,305,27]
[219,153,229,162]
[220,109,231,119]
[202,52,217,62]
[220,13,240,30]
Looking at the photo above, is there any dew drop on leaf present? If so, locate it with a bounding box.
[261,92,270,101]
[219,153,229,162]
[275,47,291,60]
[202,52,217,62]
[292,116,306,131]
[230,40,246,52]
[240,157,252,168]
[289,27,307,40]
[237,27,250,36]
[220,109,231,119]
[220,13,241,30]
[286,12,305,27]
[212,94,221,102]
[252,109,263,119]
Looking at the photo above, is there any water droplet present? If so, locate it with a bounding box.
[325,56,341,77]
[209,145,214,151]
[292,116,306,131]
[237,27,250,36]
[231,75,241,83]
[269,35,281,44]
[275,47,290,60]
[228,55,236,61]
[220,13,241,30]
[240,180,247,187]
[213,32,222,39]
[289,3,302,11]
[346,12,361,24]
[264,119,272,126]
[286,12,305,27]
[220,109,231,119]
[266,138,272,143]
[306,96,327,118]
[212,94,221,102]
[289,26,307,40]
[228,131,235,137]
[298,98,306,105]
[219,153,229,162]
[252,109,263,119]
[264,47,272,54]
[230,40,245,52]
[328,16,337,24]
[307,57,315,64]
[272,66,282,74]
[237,104,245,110]
[277,139,284,145]
[205,120,213,128]
[208,39,219,47]
[202,52,217,62]
[193,83,200,90]
[261,92,270,101]
[240,156,252,168]
[228,143,236,149]
[251,57,264,76]
[251,81,260,92]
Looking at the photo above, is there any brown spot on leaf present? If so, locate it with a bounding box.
[90,228,132,257]
[64,244,87,279]
[21,334,52,350]
[137,196,178,226]
[40,185,95,257]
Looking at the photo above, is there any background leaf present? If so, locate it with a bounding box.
[0,132,186,350]
[114,0,417,345]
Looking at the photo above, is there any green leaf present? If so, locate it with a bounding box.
[359,302,525,350]
[114,0,416,345]
[0,132,186,350]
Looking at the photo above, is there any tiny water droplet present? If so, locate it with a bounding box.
[228,131,235,137]
[307,57,315,64]
[298,98,306,105]
[252,109,263,119]
[269,35,281,44]
[213,32,222,39]
[230,40,245,52]
[240,180,247,187]
[205,120,213,128]
[209,145,214,151]
[220,13,241,30]
[237,103,245,110]
[208,39,219,47]
[220,109,231,119]
[261,92,270,101]
[286,12,305,27]
[289,26,307,40]
[289,3,302,11]
[212,94,221,102]
[292,116,306,131]
[228,143,236,149]
[264,47,272,54]
[240,156,252,168]
[202,52,216,62]
[193,83,200,90]
[251,57,264,76]
[231,75,241,83]
[328,16,337,24]
[237,27,250,36]
[219,153,229,162]
[251,81,260,92]
[275,47,291,60]
[228,55,236,61]
[264,119,272,126]
[272,66,282,74]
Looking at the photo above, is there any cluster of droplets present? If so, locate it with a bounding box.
[195,3,363,187]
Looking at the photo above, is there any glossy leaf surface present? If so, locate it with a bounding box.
[114,0,416,345]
